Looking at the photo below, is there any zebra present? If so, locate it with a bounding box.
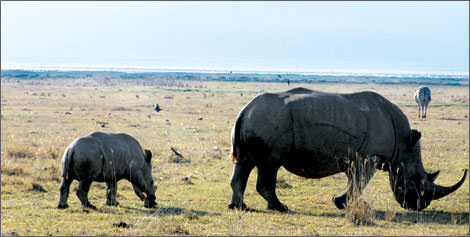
[414,87,431,118]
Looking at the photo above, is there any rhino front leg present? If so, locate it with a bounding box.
[256,164,288,212]
[333,156,376,209]
[105,181,119,206]
[332,176,352,209]
[131,172,157,208]
[76,179,96,209]
[228,162,254,210]
[132,184,145,201]
[57,177,73,209]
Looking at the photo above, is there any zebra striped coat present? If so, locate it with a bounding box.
[414,87,431,118]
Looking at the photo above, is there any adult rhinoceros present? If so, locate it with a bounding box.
[228,87,466,212]
[57,131,157,209]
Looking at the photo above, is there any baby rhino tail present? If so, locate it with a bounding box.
[61,146,74,179]
[230,113,245,164]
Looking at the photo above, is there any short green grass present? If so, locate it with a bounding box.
[1,78,468,235]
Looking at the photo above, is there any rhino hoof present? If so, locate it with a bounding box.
[332,196,347,210]
[267,202,289,212]
[82,203,96,210]
[228,202,247,210]
[105,200,119,206]
[144,200,157,208]
[57,203,69,209]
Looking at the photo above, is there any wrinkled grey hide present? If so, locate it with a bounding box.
[57,131,157,209]
[229,87,466,212]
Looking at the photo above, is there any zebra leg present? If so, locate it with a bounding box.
[423,104,427,118]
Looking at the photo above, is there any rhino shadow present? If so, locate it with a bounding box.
[119,205,221,217]
[375,210,469,225]
[282,210,344,218]
[273,209,468,225]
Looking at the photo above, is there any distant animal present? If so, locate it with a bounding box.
[414,87,431,118]
[154,104,161,114]
[229,87,466,212]
[57,131,157,209]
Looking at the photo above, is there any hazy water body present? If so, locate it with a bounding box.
[2,60,468,79]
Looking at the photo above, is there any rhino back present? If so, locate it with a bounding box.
[88,132,146,179]
[287,92,367,156]
[68,136,104,180]
[237,88,399,177]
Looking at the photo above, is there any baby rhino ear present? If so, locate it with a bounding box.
[410,129,422,146]
[144,150,152,162]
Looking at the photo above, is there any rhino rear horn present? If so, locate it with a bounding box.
[144,150,152,162]
[427,171,440,182]
[432,169,467,200]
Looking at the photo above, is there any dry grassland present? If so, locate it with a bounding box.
[1,77,468,235]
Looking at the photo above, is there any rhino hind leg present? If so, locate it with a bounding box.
[256,165,288,212]
[105,181,119,206]
[228,162,255,210]
[57,177,73,209]
[76,179,96,209]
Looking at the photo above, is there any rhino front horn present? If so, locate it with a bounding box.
[432,169,467,200]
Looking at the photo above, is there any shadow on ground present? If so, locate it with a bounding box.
[375,210,469,225]
[238,208,468,225]
[117,205,222,218]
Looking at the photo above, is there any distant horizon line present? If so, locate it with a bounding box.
[1,61,468,79]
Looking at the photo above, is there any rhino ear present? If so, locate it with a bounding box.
[144,150,152,163]
[410,129,421,146]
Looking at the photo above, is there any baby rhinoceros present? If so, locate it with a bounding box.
[57,131,157,209]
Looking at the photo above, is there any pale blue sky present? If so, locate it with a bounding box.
[1,1,469,74]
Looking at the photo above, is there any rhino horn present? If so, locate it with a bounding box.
[431,169,467,200]
[426,170,440,182]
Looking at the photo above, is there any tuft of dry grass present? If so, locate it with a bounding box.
[345,197,375,226]
[167,155,191,164]
[1,165,25,176]
[7,146,35,159]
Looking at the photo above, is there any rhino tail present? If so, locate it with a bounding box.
[61,146,74,179]
[230,112,244,164]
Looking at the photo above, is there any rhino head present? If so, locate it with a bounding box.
[388,129,467,211]
[132,149,158,208]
